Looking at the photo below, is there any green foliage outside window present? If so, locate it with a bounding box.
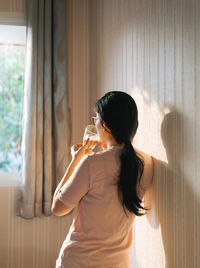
[0,47,25,172]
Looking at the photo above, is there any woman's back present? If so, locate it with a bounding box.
[55,145,153,268]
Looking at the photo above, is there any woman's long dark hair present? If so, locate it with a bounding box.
[94,91,150,217]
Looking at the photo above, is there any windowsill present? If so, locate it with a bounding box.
[0,172,20,187]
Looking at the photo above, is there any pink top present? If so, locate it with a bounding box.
[55,145,153,268]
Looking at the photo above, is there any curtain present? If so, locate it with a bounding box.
[16,0,72,219]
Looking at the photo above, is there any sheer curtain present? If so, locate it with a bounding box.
[16,0,71,219]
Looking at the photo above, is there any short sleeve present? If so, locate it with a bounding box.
[56,154,90,208]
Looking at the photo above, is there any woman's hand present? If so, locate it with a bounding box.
[71,138,98,162]
[97,141,107,151]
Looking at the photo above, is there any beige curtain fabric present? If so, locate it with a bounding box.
[16,0,71,219]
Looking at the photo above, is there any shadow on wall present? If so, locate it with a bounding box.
[148,109,199,268]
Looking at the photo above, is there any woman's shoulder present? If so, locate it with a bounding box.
[134,146,153,166]
[86,148,119,168]
[83,150,103,163]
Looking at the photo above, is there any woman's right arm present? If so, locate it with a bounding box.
[135,148,154,204]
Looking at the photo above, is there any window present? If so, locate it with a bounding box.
[0,25,26,185]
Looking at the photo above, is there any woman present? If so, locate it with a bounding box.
[52,91,154,268]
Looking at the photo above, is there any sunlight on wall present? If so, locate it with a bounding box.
[132,86,170,163]
[131,214,166,267]
[129,87,167,267]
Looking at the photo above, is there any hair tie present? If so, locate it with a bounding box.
[124,139,131,146]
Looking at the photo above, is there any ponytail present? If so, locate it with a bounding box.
[115,140,150,217]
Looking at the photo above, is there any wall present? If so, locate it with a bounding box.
[0,0,24,25]
[0,0,24,13]
[68,0,90,145]
[89,0,200,267]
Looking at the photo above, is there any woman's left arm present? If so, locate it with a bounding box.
[53,158,79,199]
[51,158,79,216]
[51,138,97,216]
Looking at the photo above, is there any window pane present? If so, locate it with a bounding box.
[0,25,26,172]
